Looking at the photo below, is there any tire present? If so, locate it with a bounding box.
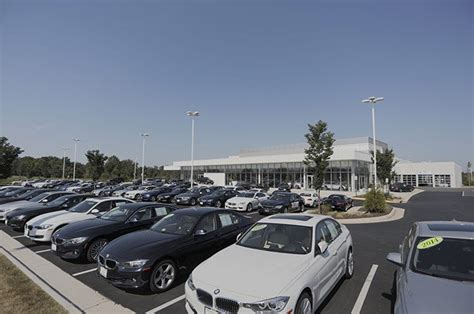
[216,200,222,208]
[86,238,108,263]
[246,203,253,212]
[149,259,177,293]
[295,291,312,314]
[345,248,354,279]
[283,206,288,213]
[190,198,197,206]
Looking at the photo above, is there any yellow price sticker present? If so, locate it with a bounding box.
[417,237,443,250]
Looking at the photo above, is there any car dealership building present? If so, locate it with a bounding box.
[164,137,463,191]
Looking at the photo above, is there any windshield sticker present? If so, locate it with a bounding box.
[417,237,443,250]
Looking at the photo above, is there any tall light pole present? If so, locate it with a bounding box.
[133,156,138,181]
[72,138,80,181]
[140,133,149,183]
[187,111,200,188]
[61,147,69,180]
[361,96,384,188]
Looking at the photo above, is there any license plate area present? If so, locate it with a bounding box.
[51,243,57,251]
[204,307,219,314]
[99,266,108,278]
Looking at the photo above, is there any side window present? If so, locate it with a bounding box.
[316,222,332,244]
[256,193,265,198]
[218,212,239,228]
[151,206,169,217]
[95,201,112,212]
[129,207,153,222]
[325,220,341,241]
[196,214,218,233]
[113,200,129,207]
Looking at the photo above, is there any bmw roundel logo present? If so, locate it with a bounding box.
[213,289,220,295]
[106,254,110,258]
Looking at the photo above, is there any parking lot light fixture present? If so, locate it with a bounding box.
[140,133,149,184]
[186,111,200,188]
[361,96,384,188]
[72,139,80,181]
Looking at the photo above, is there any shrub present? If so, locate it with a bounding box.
[364,188,386,213]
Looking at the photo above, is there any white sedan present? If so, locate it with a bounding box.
[124,186,156,200]
[24,197,133,242]
[300,192,320,207]
[225,191,269,212]
[186,214,353,314]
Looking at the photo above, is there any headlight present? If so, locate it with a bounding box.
[275,205,283,209]
[37,224,53,230]
[243,296,290,312]
[187,274,196,291]
[14,215,27,220]
[63,237,88,246]
[120,259,148,270]
[144,194,150,197]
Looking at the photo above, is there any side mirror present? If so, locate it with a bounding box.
[236,233,242,242]
[195,229,207,236]
[386,252,403,267]
[316,241,328,256]
[91,209,100,215]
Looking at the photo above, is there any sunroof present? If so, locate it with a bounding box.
[269,215,313,221]
[428,223,474,233]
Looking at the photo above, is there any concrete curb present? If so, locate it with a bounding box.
[0,231,133,313]
[336,207,405,225]
[352,189,424,204]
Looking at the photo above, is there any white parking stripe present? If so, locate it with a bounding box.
[35,249,51,254]
[12,235,26,239]
[72,268,97,277]
[145,295,186,314]
[351,264,379,314]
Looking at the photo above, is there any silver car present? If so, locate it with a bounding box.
[386,221,474,314]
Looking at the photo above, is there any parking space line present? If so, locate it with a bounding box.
[12,235,26,239]
[145,295,185,314]
[72,268,97,277]
[35,249,51,254]
[351,264,379,314]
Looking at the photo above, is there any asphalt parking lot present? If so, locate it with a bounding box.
[1,191,473,314]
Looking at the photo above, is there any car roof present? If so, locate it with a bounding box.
[259,213,331,227]
[172,207,230,216]
[84,197,129,202]
[416,221,474,240]
[115,202,172,209]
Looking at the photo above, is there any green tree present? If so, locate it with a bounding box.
[303,121,335,213]
[468,161,472,186]
[0,137,23,179]
[85,150,108,181]
[371,148,398,189]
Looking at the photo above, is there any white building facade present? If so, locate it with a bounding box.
[165,137,463,190]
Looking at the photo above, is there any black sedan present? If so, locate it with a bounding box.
[174,186,215,206]
[97,208,253,293]
[156,187,189,203]
[324,194,353,211]
[258,192,304,215]
[198,189,239,208]
[5,194,91,231]
[51,203,177,262]
[389,182,414,192]
[141,186,174,202]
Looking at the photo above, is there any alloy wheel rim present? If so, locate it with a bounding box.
[298,298,312,314]
[90,240,108,261]
[154,263,175,289]
[348,251,354,275]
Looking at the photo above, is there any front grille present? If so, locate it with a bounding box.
[105,259,117,269]
[196,289,213,307]
[98,255,105,264]
[216,297,239,313]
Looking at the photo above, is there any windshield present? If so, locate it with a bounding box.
[410,237,474,282]
[30,193,50,202]
[211,190,226,197]
[100,206,134,222]
[150,213,199,235]
[18,190,41,199]
[239,192,255,198]
[68,200,97,213]
[270,194,290,201]
[189,187,199,193]
[4,189,26,197]
[48,196,70,207]
[238,223,312,254]
[300,193,311,197]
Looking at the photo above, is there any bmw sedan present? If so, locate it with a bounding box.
[186,214,353,314]
[258,192,304,215]
[97,208,253,293]
[386,221,474,314]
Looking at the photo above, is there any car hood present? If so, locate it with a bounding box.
[260,199,287,206]
[402,271,474,314]
[30,210,90,226]
[102,230,182,259]
[55,218,121,239]
[227,197,252,203]
[193,245,310,298]
[199,194,219,201]
[0,200,32,211]
[177,192,198,198]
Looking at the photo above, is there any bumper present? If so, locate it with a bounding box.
[51,242,86,260]
[6,218,27,230]
[96,264,151,289]
[175,198,192,205]
[157,196,172,202]
[225,204,246,211]
[258,207,280,215]
[199,201,215,207]
[24,225,54,242]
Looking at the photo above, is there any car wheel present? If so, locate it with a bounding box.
[283,206,288,213]
[295,291,312,314]
[150,259,177,293]
[190,198,197,206]
[87,238,108,263]
[345,248,354,279]
[246,203,253,212]
[216,200,222,208]
[299,204,304,212]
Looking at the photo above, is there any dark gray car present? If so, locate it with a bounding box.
[386,221,474,314]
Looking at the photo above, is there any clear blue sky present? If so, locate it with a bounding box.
[1,0,472,168]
